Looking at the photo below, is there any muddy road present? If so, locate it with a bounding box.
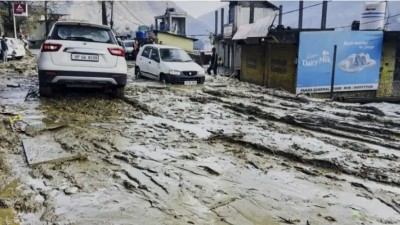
[1,56,400,225]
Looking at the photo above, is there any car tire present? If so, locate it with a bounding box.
[113,86,125,98]
[39,84,53,97]
[135,66,142,79]
[160,74,168,84]
[198,77,205,84]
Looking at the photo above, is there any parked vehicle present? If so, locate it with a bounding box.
[121,40,134,59]
[135,44,205,84]
[37,21,127,97]
[0,37,26,60]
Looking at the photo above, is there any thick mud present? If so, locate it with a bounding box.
[1,58,400,224]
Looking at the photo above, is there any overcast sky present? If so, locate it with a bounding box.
[173,0,227,18]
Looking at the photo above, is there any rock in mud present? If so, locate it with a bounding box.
[64,186,79,195]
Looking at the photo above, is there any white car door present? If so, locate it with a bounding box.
[137,46,151,78]
[148,47,161,79]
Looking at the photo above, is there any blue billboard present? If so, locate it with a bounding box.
[296,31,383,94]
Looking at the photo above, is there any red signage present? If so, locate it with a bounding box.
[13,3,28,16]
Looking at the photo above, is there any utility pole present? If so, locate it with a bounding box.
[321,0,328,29]
[278,5,283,26]
[110,1,114,30]
[299,0,303,30]
[220,8,224,35]
[214,10,218,37]
[102,1,107,26]
[45,1,49,36]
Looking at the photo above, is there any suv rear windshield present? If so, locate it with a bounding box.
[50,24,116,44]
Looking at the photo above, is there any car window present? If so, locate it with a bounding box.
[142,46,151,58]
[150,48,160,61]
[123,41,134,47]
[160,48,192,62]
[50,24,116,44]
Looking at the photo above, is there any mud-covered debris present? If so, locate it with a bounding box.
[123,96,162,117]
[13,194,42,213]
[248,116,258,121]
[294,166,320,176]
[24,123,47,136]
[189,95,221,104]
[208,84,228,88]
[350,182,372,193]
[147,85,170,90]
[64,186,79,195]
[325,174,345,181]
[22,135,80,166]
[246,161,260,169]
[6,83,20,88]
[123,180,137,190]
[0,198,12,208]
[198,166,220,176]
[278,216,300,224]
[114,154,131,163]
[324,216,337,222]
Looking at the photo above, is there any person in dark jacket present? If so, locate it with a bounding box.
[207,47,218,75]
[1,35,9,63]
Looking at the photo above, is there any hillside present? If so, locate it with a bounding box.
[65,1,211,37]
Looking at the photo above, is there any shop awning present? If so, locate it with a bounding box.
[232,13,277,40]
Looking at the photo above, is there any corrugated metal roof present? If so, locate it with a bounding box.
[232,23,253,40]
[232,13,277,40]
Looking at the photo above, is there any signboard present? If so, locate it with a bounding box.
[13,3,28,17]
[296,31,383,94]
[223,24,233,39]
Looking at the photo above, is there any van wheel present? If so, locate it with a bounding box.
[113,86,125,98]
[39,84,53,97]
[135,67,142,79]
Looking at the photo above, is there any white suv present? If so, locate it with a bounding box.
[135,44,205,84]
[37,21,127,97]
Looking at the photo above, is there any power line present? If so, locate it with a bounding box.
[119,1,147,26]
[113,6,141,26]
[333,12,400,29]
[280,0,332,16]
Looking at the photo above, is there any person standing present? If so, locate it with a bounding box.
[207,47,218,76]
[133,39,140,61]
[1,35,8,63]
[19,35,28,50]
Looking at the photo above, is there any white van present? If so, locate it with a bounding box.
[135,44,205,84]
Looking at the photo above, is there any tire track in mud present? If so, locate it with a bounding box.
[196,88,400,150]
[208,133,400,187]
[222,102,400,150]
[187,88,400,186]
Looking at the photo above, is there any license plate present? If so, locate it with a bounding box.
[71,54,99,62]
[184,81,197,85]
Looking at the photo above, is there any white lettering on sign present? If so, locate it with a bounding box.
[302,50,332,67]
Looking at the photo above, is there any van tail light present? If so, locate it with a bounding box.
[41,43,62,52]
[108,47,125,57]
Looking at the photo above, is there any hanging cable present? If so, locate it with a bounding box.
[334,12,400,29]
